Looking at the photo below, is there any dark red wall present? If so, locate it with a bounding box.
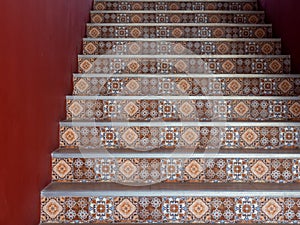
[0,0,92,224]
[258,0,300,73]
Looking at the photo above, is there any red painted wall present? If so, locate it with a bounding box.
[0,0,92,224]
[258,0,300,73]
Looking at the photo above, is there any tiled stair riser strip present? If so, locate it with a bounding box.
[90,12,265,24]
[66,99,300,121]
[87,24,272,39]
[52,156,300,183]
[83,40,281,55]
[94,1,257,11]
[78,56,290,74]
[41,195,300,223]
[60,124,300,149]
[73,76,300,96]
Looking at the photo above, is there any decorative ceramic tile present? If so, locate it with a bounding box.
[94,1,257,11]
[78,56,290,74]
[41,196,300,223]
[60,125,300,149]
[52,157,300,183]
[73,77,300,97]
[86,25,272,38]
[90,12,265,24]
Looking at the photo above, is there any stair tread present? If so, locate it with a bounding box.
[90,10,264,13]
[83,37,281,41]
[42,182,300,197]
[87,23,271,26]
[53,147,300,158]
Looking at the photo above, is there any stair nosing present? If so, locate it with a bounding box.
[73,73,299,78]
[90,10,265,14]
[78,54,289,58]
[82,37,281,41]
[94,0,257,2]
[66,96,300,100]
[59,121,300,127]
[52,148,300,159]
[86,22,271,26]
[41,182,300,197]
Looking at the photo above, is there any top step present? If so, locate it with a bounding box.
[94,0,258,11]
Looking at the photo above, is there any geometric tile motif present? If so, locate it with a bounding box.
[235,197,259,221]
[211,197,235,222]
[270,159,294,183]
[162,197,187,222]
[89,197,114,222]
[94,1,257,11]
[227,159,249,181]
[73,158,95,181]
[249,159,270,180]
[161,159,183,181]
[138,197,163,222]
[52,159,73,180]
[41,197,65,222]
[187,198,209,221]
[283,198,300,222]
[114,197,138,222]
[65,197,89,222]
[94,159,116,181]
[261,199,282,220]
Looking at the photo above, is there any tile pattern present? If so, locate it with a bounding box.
[52,157,300,183]
[83,40,281,55]
[41,196,300,223]
[78,56,290,74]
[86,24,272,38]
[59,125,300,149]
[90,12,265,24]
[93,1,258,11]
[66,99,300,121]
[73,77,300,96]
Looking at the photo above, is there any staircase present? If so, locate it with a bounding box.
[40,0,300,224]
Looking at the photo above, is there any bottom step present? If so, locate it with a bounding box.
[41,183,300,224]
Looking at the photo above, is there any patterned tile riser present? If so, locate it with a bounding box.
[93,1,257,11]
[78,57,290,74]
[87,25,272,39]
[66,99,300,121]
[52,157,300,183]
[90,12,265,24]
[83,40,281,55]
[41,196,300,223]
[60,125,300,149]
[73,77,300,96]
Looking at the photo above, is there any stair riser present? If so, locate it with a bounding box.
[83,40,281,55]
[78,56,290,74]
[87,25,272,39]
[60,124,300,150]
[73,76,300,96]
[41,195,300,224]
[90,12,265,24]
[52,156,300,183]
[94,1,257,11]
[66,99,300,122]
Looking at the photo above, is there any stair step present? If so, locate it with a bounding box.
[52,148,300,183]
[59,121,300,150]
[41,182,300,224]
[93,0,257,11]
[90,11,265,24]
[82,38,281,55]
[66,96,300,122]
[86,23,272,39]
[73,74,300,96]
[78,55,290,74]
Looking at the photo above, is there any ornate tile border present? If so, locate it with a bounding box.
[41,196,300,223]
[59,124,300,149]
[73,76,300,96]
[90,12,265,24]
[52,157,300,183]
[66,98,300,121]
[78,56,290,74]
[82,40,281,55]
[93,1,257,11]
[86,24,272,39]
